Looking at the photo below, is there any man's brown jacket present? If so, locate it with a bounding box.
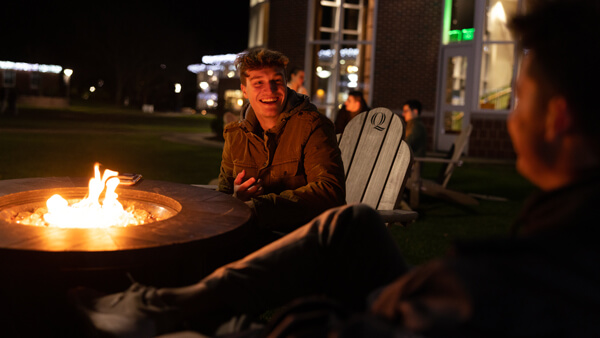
[218,88,346,231]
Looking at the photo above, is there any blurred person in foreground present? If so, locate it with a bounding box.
[401,99,427,157]
[72,1,600,336]
[217,48,345,234]
[334,90,370,134]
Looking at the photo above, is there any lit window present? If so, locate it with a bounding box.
[479,0,518,110]
[224,89,244,112]
[443,0,475,44]
[308,0,374,119]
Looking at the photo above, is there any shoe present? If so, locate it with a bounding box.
[69,283,184,338]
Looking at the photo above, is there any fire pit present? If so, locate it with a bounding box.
[0,176,252,336]
[0,176,252,263]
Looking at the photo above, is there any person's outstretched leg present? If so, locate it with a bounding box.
[160,204,407,320]
[71,204,407,336]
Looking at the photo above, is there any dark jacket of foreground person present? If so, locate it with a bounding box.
[217,88,346,232]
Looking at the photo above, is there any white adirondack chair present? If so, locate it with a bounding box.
[408,123,479,208]
[338,108,418,224]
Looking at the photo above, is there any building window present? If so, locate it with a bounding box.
[307,0,374,119]
[443,0,475,44]
[249,0,270,48]
[479,0,518,110]
[3,70,16,87]
[30,72,41,89]
[224,89,244,112]
[440,0,520,113]
[443,55,468,133]
[188,54,238,111]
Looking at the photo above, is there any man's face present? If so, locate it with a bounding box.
[345,95,361,113]
[402,104,415,122]
[241,66,287,123]
[507,54,554,189]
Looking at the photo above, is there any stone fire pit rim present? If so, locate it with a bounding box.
[0,177,252,253]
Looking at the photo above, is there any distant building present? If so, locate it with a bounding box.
[0,60,72,109]
[187,54,245,117]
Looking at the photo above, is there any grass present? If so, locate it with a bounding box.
[0,104,536,265]
[0,103,214,133]
[391,162,534,265]
[0,104,222,184]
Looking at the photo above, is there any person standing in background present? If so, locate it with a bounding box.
[401,99,427,157]
[334,90,370,134]
[287,67,308,95]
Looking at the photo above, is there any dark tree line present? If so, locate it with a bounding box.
[2,1,249,109]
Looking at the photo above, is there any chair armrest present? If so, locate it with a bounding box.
[377,209,419,224]
[413,157,464,166]
[192,184,218,190]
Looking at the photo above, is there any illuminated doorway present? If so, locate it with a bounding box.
[435,0,521,152]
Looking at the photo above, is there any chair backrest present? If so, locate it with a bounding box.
[338,108,413,211]
[439,123,473,188]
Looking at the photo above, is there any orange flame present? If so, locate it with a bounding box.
[43,163,140,228]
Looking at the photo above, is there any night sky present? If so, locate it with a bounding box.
[1,1,249,99]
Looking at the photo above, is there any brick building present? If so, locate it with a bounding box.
[0,61,72,110]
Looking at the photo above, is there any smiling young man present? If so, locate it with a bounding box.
[217,48,345,234]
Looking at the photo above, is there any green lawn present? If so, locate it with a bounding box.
[0,104,535,265]
[0,105,222,184]
[392,161,534,265]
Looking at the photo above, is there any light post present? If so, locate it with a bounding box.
[174,83,182,112]
[63,68,73,105]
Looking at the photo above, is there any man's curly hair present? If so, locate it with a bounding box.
[235,48,289,85]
